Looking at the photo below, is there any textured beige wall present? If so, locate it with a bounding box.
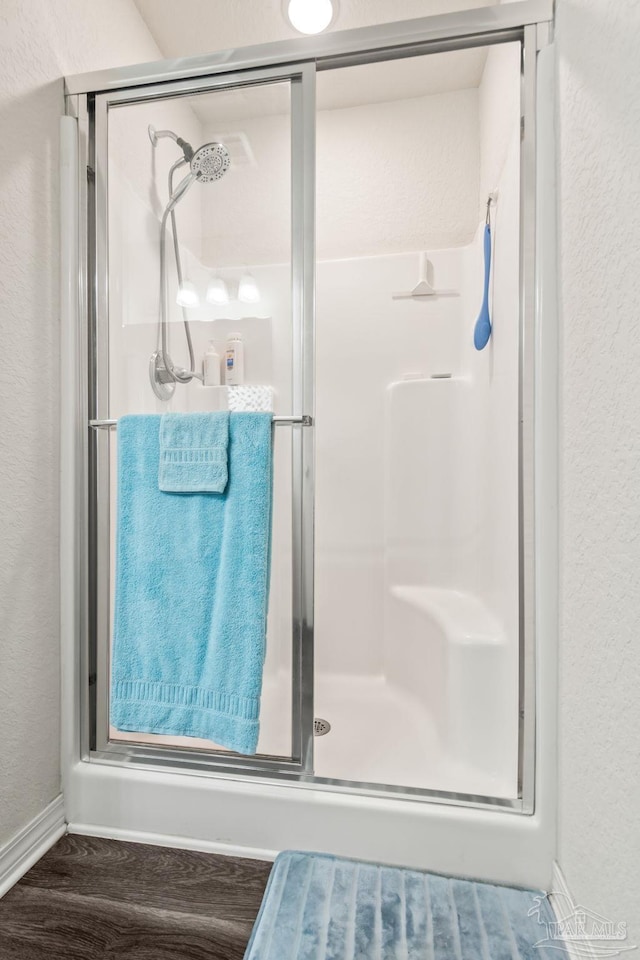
[556,0,640,943]
[0,0,160,847]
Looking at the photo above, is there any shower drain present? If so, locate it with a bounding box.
[314,718,331,737]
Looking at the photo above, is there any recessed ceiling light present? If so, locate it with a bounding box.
[285,0,338,35]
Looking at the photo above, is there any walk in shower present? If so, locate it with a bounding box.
[63,1,554,859]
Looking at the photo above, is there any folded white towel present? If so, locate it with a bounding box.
[228,385,274,412]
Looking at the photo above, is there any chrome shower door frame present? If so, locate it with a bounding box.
[67,0,555,815]
[88,61,316,777]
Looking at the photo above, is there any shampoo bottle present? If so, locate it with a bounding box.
[225,333,244,385]
[203,340,221,386]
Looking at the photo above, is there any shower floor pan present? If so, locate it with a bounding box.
[313,672,516,798]
[110,672,515,799]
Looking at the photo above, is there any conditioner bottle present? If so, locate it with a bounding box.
[225,332,244,385]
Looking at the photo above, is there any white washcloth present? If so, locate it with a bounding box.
[228,385,274,412]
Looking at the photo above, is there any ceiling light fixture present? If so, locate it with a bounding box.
[206,276,230,305]
[176,279,199,308]
[238,273,261,304]
[285,0,337,35]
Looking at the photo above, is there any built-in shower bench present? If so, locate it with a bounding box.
[388,584,516,792]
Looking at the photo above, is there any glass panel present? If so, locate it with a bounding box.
[105,80,293,759]
[313,45,522,797]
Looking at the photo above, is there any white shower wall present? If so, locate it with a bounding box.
[311,46,521,794]
[313,172,519,796]
[105,222,519,791]
[200,87,480,266]
[102,44,521,794]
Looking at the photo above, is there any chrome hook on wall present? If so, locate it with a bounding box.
[485,190,498,225]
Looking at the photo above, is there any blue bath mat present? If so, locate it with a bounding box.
[244,851,555,960]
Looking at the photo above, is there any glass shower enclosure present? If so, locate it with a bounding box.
[65,0,552,815]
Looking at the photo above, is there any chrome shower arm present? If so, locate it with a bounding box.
[153,128,179,143]
[148,125,194,162]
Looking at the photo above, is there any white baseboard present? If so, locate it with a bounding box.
[67,821,277,863]
[0,796,66,899]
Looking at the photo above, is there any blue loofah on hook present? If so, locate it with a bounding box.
[474,223,492,350]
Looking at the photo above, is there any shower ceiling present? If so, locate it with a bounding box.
[133,0,490,121]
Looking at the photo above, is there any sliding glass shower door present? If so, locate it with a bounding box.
[89,64,315,772]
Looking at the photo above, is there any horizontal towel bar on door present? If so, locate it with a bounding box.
[89,415,313,430]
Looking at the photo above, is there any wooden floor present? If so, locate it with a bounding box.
[0,834,272,959]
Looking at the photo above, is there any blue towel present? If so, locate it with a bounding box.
[159,411,229,493]
[111,412,273,755]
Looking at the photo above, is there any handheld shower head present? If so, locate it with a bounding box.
[190,142,231,183]
[149,126,231,183]
[168,170,197,208]
[163,141,230,214]
[150,133,232,401]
